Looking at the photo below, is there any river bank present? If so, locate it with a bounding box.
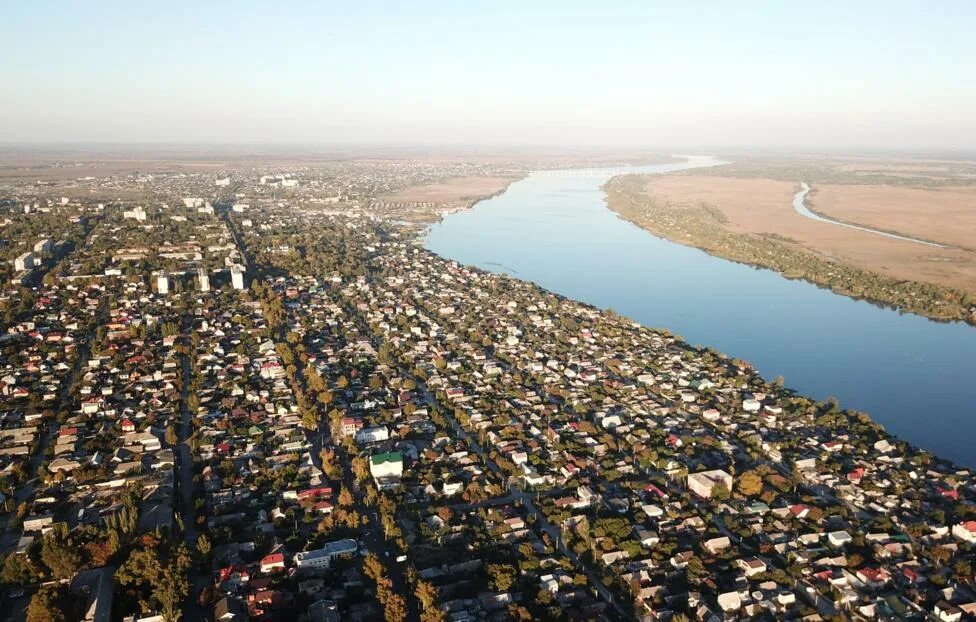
[425,157,976,465]
[603,173,976,326]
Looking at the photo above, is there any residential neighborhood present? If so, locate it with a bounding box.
[1,161,976,622]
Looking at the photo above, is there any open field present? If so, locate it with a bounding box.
[634,175,976,295]
[809,183,976,251]
[605,162,976,324]
[376,175,523,207]
[688,155,976,188]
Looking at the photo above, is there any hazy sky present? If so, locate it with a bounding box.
[2,1,975,150]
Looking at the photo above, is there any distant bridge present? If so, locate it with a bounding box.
[529,169,631,179]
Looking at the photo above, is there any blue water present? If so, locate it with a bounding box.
[425,156,976,467]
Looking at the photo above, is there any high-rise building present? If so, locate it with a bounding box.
[231,265,246,290]
[197,268,210,292]
[156,274,170,295]
[33,239,52,255]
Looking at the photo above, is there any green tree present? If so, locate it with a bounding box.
[487,563,517,591]
[1,552,42,585]
[710,483,731,501]
[116,537,192,622]
[40,526,84,579]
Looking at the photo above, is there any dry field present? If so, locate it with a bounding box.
[809,184,976,251]
[639,174,976,295]
[376,175,523,208]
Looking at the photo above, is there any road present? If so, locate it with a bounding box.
[178,310,206,622]
[437,387,630,620]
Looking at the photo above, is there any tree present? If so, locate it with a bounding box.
[421,609,447,622]
[196,534,212,560]
[737,470,763,497]
[116,538,192,622]
[363,553,385,583]
[710,483,731,501]
[165,425,178,446]
[41,526,84,579]
[487,563,517,591]
[384,592,408,622]
[27,585,70,622]
[320,448,341,479]
[301,410,319,431]
[415,579,439,611]
[1,552,42,585]
[686,556,707,583]
[85,529,120,566]
[352,457,370,483]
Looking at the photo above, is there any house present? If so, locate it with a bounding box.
[736,557,767,577]
[717,591,741,612]
[687,469,733,499]
[856,567,891,587]
[369,452,403,490]
[952,521,976,544]
[214,596,247,621]
[340,417,363,437]
[935,601,963,622]
[308,599,341,622]
[294,539,358,570]
[260,552,286,574]
[355,425,390,445]
[23,513,55,532]
[703,536,731,554]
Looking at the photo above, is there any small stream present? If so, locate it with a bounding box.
[793,182,946,247]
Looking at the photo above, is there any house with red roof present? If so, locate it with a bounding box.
[952,521,976,544]
[260,553,286,574]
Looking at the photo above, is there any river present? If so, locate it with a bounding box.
[425,156,976,468]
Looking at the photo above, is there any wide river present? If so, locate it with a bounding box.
[426,156,976,468]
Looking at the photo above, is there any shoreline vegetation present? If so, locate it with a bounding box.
[603,174,976,326]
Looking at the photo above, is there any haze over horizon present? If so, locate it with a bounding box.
[3,1,975,151]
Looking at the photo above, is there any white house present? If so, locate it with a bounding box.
[13,252,34,271]
[687,469,733,499]
[294,539,358,570]
[355,426,390,445]
[369,452,403,490]
[952,521,976,544]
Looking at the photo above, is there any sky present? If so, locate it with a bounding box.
[2,1,975,151]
